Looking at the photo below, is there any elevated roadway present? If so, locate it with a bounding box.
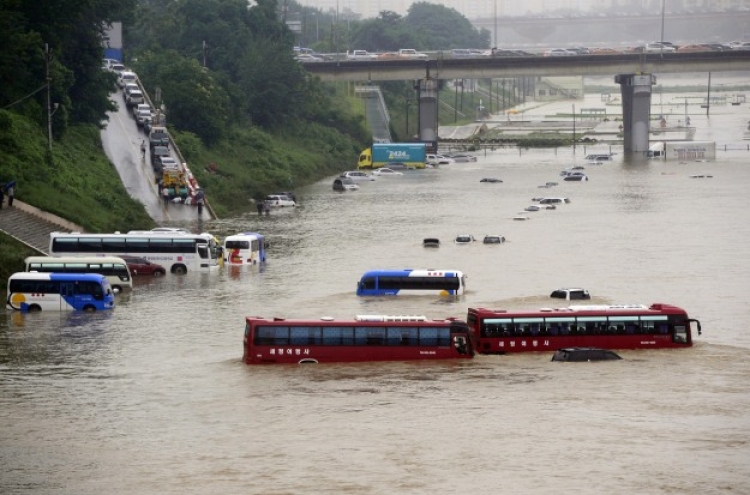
[302,51,750,82]
[303,50,749,156]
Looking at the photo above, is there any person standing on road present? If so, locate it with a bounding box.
[6,183,14,208]
[162,186,169,207]
[140,140,146,160]
[0,186,4,209]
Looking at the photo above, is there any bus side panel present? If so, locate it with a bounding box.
[6,293,64,312]
[246,344,470,364]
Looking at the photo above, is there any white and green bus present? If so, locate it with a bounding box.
[25,256,133,293]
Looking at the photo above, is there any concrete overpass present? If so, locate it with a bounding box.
[303,51,750,155]
[303,51,750,82]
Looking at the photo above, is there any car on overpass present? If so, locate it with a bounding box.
[347,50,377,60]
[295,53,324,63]
[643,42,676,53]
[397,49,428,60]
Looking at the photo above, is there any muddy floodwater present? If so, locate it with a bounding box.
[3,78,750,494]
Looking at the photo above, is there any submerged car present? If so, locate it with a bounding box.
[454,234,475,244]
[551,348,622,362]
[483,235,506,244]
[447,154,478,162]
[332,177,360,191]
[340,171,376,182]
[550,288,591,300]
[119,255,167,276]
[265,194,296,207]
[372,167,403,176]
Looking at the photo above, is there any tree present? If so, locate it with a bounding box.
[134,51,230,145]
[405,2,490,50]
[15,0,137,128]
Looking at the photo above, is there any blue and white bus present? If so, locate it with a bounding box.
[356,269,467,296]
[6,272,115,312]
[223,232,266,265]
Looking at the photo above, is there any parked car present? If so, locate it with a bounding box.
[265,194,296,207]
[149,127,170,148]
[551,348,622,362]
[119,255,167,276]
[123,83,140,96]
[135,109,153,127]
[125,90,144,107]
[132,103,152,119]
[150,146,170,171]
[117,71,137,89]
[156,156,179,170]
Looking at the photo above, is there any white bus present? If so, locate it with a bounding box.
[223,232,266,265]
[25,256,133,293]
[7,272,115,312]
[49,231,219,274]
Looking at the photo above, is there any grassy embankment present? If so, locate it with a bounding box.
[172,118,364,217]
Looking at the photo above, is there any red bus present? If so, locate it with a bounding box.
[467,303,702,354]
[243,315,474,364]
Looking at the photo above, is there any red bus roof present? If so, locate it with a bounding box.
[469,303,688,317]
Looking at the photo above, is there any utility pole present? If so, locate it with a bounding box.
[572,103,576,154]
[45,43,53,151]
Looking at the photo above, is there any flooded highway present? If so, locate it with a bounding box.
[3,75,750,494]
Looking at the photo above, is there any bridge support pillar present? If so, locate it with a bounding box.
[416,78,439,148]
[615,73,656,155]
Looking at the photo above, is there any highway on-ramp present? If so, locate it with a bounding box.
[100,89,209,224]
